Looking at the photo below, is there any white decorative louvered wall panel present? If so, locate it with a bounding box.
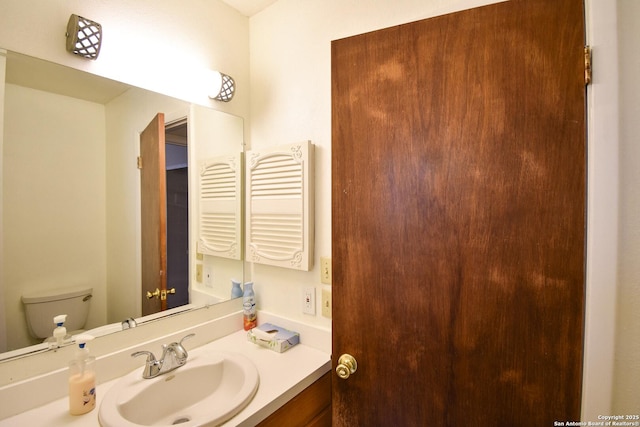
[197,153,243,260]
[246,141,314,271]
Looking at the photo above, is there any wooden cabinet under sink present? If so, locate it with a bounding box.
[257,372,331,427]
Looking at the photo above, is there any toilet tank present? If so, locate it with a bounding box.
[21,286,93,339]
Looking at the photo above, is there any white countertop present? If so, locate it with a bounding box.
[0,329,331,426]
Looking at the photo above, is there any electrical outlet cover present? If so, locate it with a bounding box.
[204,266,213,288]
[303,287,316,315]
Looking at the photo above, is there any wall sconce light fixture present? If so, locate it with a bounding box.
[209,71,235,102]
[66,14,103,60]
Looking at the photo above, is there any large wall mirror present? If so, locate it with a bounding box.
[1,50,244,360]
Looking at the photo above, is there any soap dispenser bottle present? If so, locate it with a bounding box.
[69,334,96,415]
[242,282,257,330]
[52,314,67,348]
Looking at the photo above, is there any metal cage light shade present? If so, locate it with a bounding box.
[209,71,235,102]
[66,14,102,60]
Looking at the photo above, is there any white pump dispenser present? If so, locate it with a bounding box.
[68,334,96,415]
[52,314,67,348]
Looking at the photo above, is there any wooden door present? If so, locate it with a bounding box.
[331,0,586,425]
[140,113,167,316]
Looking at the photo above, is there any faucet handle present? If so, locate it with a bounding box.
[179,333,195,346]
[131,350,156,362]
[169,333,196,363]
[132,350,160,379]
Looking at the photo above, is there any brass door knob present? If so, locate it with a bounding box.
[336,354,357,380]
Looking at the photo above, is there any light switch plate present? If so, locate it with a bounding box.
[320,256,332,284]
[195,264,203,283]
[322,289,332,318]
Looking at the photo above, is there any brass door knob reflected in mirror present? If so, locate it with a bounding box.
[146,288,177,300]
[336,354,357,380]
[146,288,160,299]
[161,288,176,301]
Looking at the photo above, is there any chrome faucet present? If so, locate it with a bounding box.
[131,333,195,379]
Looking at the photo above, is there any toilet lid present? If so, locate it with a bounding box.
[22,287,92,304]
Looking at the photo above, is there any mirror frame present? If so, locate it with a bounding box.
[0,298,243,386]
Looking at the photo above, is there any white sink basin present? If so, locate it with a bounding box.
[99,351,259,427]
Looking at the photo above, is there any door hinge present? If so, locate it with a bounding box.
[584,46,592,86]
[137,156,143,169]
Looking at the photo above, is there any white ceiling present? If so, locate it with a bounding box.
[219,0,279,16]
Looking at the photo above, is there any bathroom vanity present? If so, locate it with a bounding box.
[0,311,331,426]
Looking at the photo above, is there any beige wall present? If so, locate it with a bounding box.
[0,50,6,352]
[613,0,640,414]
[3,84,108,349]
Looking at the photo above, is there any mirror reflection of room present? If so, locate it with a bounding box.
[1,52,244,356]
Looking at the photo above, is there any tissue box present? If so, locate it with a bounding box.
[247,323,300,353]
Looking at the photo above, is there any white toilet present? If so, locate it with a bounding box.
[21,286,93,341]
